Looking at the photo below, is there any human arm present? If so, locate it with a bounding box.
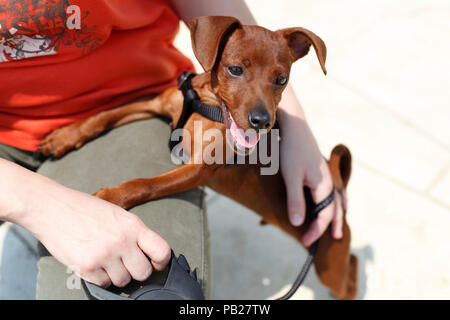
[0,158,171,287]
[277,86,344,244]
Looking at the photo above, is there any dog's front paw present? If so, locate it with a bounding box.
[94,187,127,208]
[39,123,87,158]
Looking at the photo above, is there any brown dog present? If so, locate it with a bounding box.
[39,16,357,299]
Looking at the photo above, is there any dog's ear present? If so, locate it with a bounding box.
[277,27,327,75]
[189,16,241,72]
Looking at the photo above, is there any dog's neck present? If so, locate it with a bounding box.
[191,72,221,107]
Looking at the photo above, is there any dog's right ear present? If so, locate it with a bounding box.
[189,16,241,72]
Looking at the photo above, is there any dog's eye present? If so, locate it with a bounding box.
[275,75,287,86]
[228,66,243,76]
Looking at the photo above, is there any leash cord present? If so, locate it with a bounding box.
[276,187,335,300]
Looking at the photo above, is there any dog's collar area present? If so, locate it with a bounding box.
[169,71,224,152]
[178,71,224,123]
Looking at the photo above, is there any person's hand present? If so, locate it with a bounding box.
[277,86,345,246]
[17,173,171,288]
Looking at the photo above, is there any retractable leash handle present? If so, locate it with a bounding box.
[82,250,205,300]
[276,187,335,300]
[82,188,334,301]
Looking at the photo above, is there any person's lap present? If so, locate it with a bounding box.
[0,118,210,299]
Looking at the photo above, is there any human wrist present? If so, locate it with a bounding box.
[277,86,309,134]
[0,159,31,224]
[278,85,306,116]
[0,160,54,232]
[278,85,319,141]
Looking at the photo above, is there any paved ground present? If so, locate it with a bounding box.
[0,0,449,299]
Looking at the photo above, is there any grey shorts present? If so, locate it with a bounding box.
[0,118,210,299]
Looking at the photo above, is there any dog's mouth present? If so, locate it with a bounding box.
[222,101,261,155]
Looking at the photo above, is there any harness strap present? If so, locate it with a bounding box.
[169,71,224,152]
[192,99,224,123]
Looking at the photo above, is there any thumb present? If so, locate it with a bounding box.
[286,182,307,227]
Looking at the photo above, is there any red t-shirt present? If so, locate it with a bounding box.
[0,0,194,151]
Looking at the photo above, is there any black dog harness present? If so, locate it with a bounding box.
[169,71,223,151]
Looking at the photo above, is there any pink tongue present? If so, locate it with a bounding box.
[230,118,260,148]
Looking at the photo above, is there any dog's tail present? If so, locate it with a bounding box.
[329,144,352,192]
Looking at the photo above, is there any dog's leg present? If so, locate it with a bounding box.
[309,212,357,300]
[94,163,218,210]
[310,145,357,300]
[39,88,182,158]
[39,100,155,158]
[206,145,357,299]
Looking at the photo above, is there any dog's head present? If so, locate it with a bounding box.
[189,16,327,155]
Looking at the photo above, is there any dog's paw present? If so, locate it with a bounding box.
[94,187,127,208]
[333,254,358,300]
[39,124,86,158]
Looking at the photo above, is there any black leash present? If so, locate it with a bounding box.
[174,70,336,299]
[276,187,335,300]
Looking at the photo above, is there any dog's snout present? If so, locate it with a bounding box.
[248,107,271,130]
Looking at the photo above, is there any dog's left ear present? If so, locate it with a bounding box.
[189,16,241,72]
[277,27,327,75]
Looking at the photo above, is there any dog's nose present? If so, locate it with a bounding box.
[248,107,271,130]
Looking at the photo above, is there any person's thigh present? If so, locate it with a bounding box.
[35,118,210,299]
[0,142,45,171]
